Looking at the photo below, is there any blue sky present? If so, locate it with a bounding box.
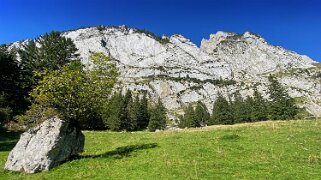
[1,0,321,61]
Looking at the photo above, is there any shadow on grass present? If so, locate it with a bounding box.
[0,127,21,151]
[74,143,158,160]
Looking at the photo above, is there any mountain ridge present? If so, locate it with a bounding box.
[6,25,321,119]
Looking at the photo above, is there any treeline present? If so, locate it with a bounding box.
[179,76,298,128]
[102,91,166,131]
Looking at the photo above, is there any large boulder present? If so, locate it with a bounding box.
[4,116,84,173]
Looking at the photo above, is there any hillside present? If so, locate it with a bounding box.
[7,26,321,119]
[1,120,321,179]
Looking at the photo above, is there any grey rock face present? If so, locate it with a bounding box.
[4,117,84,173]
[7,26,321,118]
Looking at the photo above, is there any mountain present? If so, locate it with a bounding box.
[7,25,321,119]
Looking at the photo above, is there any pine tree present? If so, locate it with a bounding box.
[148,98,167,131]
[251,88,268,121]
[268,75,298,120]
[194,101,210,126]
[210,93,233,125]
[137,92,149,130]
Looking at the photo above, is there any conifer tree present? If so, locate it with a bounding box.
[120,90,133,131]
[19,41,39,90]
[127,94,139,131]
[137,92,149,130]
[231,91,247,123]
[179,104,197,128]
[268,75,297,120]
[210,93,233,125]
[148,98,167,131]
[251,88,268,121]
[0,50,28,116]
[194,101,210,126]
[103,92,122,131]
[19,32,79,91]
[243,96,254,122]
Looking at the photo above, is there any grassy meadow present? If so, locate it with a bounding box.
[1,120,321,179]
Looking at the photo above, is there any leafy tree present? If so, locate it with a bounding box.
[210,93,233,125]
[148,98,167,131]
[137,92,149,130]
[194,101,210,126]
[20,53,117,129]
[268,75,298,120]
[251,89,268,121]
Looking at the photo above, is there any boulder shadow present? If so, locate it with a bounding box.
[73,143,158,160]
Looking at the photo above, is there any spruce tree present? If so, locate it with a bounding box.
[19,41,39,90]
[243,96,254,122]
[19,32,79,92]
[251,88,268,121]
[103,92,123,131]
[148,98,167,131]
[127,94,139,131]
[20,32,78,72]
[194,101,210,126]
[210,93,233,125]
[231,91,247,123]
[120,90,133,131]
[137,92,149,130]
[268,75,297,120]
[0,49,31,118]
[36,31,79,70]
[179,104,197,128]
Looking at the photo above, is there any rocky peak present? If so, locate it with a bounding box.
[200,31,235,54]
[200,31,266,54]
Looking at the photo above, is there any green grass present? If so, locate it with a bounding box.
[1,120,321,179]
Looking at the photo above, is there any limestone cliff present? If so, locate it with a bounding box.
[8,26,321,119]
